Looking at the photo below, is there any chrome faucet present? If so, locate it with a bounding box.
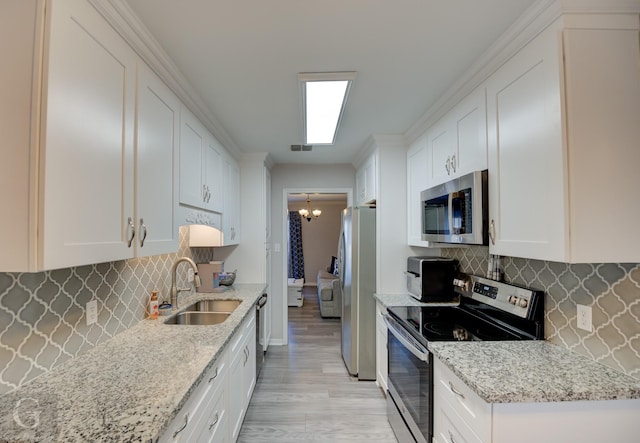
[170,257,201,308]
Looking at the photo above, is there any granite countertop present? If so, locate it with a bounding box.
[430,341,640,404]
[0,284,265,443]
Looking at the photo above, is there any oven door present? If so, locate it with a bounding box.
[384,315,431,443]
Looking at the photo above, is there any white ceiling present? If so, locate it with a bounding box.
[124,0,536,164]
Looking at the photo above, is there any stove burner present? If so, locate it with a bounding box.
[423,321,456,337]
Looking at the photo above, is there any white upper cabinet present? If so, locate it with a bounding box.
[356,153,377,206]
[407,135,429,246]
[486,14,640,263]
[179,106,224,214]
[429,88,487,186]
[204,136,224,213]
[135,63,180,257]
[1,0,140,271]
[223,155,241,245]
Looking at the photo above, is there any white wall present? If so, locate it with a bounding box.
[270,164,355,344]
[373,137,418,294]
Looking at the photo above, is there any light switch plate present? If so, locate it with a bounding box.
[577,304,592,332]
[86,300,98,326]
[274,243,281,253]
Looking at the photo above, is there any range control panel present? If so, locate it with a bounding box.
[456,274,543,319]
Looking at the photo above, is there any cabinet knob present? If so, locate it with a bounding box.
[208,413,219,431]
[489,219,496,245]
[126,217,136,248]
[139,218,147,248]
[173,413,189,438]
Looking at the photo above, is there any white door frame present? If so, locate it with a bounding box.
[281,187,352,345]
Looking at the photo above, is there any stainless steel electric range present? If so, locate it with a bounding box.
[384,274,544,443]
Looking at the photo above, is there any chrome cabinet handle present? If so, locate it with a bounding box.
[449,430,457,443]
[173,413,188,438]
[451,154,456,173]
[489,219,496,245]
[445,156,451,175]
[127,217,136,248]
[208,413,219,431]
[449,381,465,399]
[208,367,218,383]
[139,218,147,248]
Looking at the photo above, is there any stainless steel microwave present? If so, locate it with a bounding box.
[420,170,488,245]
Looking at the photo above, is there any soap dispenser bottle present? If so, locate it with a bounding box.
[148,290,159,319]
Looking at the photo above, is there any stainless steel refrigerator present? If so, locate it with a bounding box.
[339,206,376,380]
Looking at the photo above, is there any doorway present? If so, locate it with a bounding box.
[282,189,351,345]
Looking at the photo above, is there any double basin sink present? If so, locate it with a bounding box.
[164,299,242,325]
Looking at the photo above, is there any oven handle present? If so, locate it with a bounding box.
[384,315,430,362]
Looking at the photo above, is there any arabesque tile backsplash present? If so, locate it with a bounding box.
[442,246,640,380]
[1,236,638,397]
[0,228,214,396]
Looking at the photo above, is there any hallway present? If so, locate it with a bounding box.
[237,286,397,442]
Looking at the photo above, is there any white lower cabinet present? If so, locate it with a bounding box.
[434,359,491,443]
[160,310,256,443]
[434,357,640,443]
[228,311,256,442]
[160,353,228,443]
[375,301,388,392]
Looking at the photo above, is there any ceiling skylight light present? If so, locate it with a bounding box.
[299,72,357,145]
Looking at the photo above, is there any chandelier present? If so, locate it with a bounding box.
[299,194,321,222]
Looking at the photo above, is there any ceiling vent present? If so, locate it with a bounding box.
[290,144,312,152]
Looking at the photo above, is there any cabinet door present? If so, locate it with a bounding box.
[486,22,567,261]
[179,107,207,209]
[407,136,429,246]
[429,118,456,186]
[363,154,377,204]
[135,64,180,257]
[227,322,246,442]
[243,328,257,406]
[204,135,223,213]
[223,157,240,244]
[355,166,366,205]
[375,302,388,392]
[453,88,487,177]
[42,0,137,270]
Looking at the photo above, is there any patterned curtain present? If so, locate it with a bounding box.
[288,211,305,279]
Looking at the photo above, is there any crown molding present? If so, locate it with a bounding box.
[88,0,244,160]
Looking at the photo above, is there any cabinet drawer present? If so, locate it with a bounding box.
[434,395,484,443]
[434,359,491,441]
[195,373,227,443]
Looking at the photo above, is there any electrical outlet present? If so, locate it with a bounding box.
[86,300,98,326]
[187,268,195,283]
[577,304,592,332]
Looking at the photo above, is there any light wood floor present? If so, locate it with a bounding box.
[237,286,397,442]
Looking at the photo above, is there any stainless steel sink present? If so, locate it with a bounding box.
[186,299,242,313]
[164,312,231,325]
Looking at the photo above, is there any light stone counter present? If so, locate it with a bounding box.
[430,341,640,404]
[0,284,265,443]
